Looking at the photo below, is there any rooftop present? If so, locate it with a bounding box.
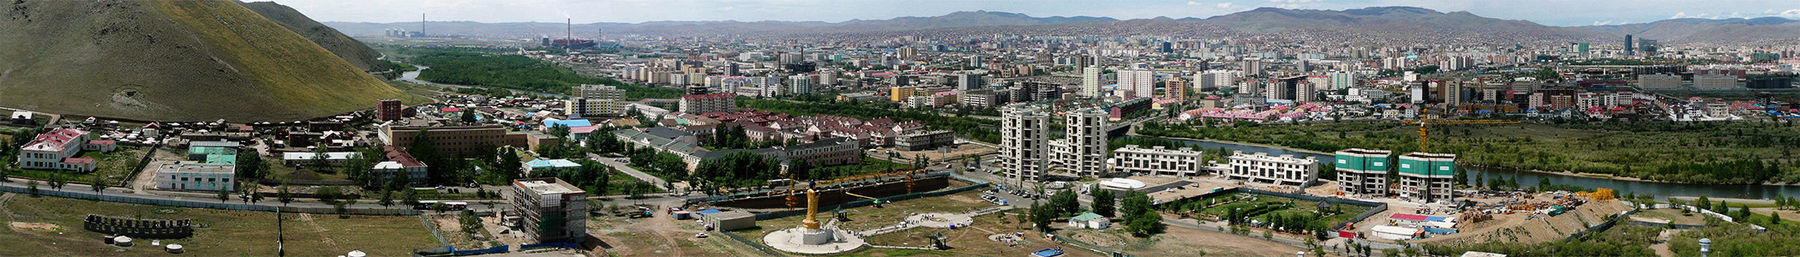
[516,178,585,195]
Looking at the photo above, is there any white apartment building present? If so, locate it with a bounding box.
[1109,145,1205,177]
[153,162,236,192]
[1000,104,1051,181]
[1055,108,1108,177]
[787,75,813,95]
[1117,69,1156,99]
[511,178,588,243]
[1081,66,1104,97]
[1226,151,1319,187]
[1329,71,1358,90]
[567,84,624,118]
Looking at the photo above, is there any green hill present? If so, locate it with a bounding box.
[0,0,402,121]
[241,1,387,73]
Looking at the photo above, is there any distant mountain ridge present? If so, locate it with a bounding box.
[324,7,1794,44]
[1580,17,1800,43]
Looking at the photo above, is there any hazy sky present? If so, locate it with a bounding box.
[270,0,1800,26]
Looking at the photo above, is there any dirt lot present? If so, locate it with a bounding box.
[858,209,1104,257]
[1061,223,1303,257]
[1411,199,1633,246]
[590,205,765,257]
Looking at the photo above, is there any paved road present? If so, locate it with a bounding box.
[586,153,670,191]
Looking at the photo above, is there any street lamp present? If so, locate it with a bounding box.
[1699,238,1711,257]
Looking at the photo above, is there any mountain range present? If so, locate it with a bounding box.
[326,7,1796,44]
[0,0,403,121]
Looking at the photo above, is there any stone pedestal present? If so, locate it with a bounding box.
[800,228,835,245]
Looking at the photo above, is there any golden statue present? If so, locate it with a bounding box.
[802,188,821,229]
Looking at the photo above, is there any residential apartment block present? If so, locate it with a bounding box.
[510,178,588,243]
[679,93,736,114]
[1226,151,1318,187]
[999,104,1052,181]
[567,84,625,118]
[1109,145,1205,177]
[1334,148,1392,197]
[1398,152,1456,202]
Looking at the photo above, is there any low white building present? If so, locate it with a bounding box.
[1226,151,1318,186]
[281,152,361,167]
[1109,145,1205,177]
[1370,225,1420,240]
[153,163,236,192]
[1068,212,1110,229]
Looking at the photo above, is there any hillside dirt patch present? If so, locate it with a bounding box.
[9,222,60,231]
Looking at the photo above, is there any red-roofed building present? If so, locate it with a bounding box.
[1389,213,1429,226]
[18,128,112,172]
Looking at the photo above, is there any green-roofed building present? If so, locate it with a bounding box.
[1334,148,1392,197]
[1398,152,1457,202]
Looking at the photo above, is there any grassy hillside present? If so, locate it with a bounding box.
[242,1,386,73]
[0,0,401,121]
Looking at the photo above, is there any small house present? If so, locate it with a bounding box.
[1068,212,1110,229]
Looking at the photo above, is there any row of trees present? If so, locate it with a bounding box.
[1026,188,1164,237]
[404,47,680,100]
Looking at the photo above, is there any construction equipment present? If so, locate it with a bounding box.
[845,192,883,208]
[1400,119,1520,152]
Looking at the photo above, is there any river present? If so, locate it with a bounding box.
[400,66,569,98]
[1130,136,1800,200]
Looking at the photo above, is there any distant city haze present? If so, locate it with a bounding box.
[271,0,1800,26]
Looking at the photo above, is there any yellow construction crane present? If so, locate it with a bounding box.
[1400,119,1519,152]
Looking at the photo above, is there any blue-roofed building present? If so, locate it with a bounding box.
[522,159,583,175]
[542,119,593,128]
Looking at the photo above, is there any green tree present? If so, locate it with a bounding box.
[1029,201,1055,233]
[310,146,331,172]
[1091,189,1116,217]
[217,189,230,203]
[90,176,108,195]
[403,189,421,208]
[1738,204,1753,220]
[1051,189,1080,217]
[461,109,478,124]
[27,180,39,197]
[1695,195,1712,211]
[378,190,395,209]
[236,152,269,181]
[277,184,294,205]
[1773,212,1783,225]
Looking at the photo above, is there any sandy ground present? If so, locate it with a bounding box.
[1412,200,1632,245]
[1062,223,1303,256]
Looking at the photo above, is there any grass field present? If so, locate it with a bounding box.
[0,194,441,256]
[10,146,150,186]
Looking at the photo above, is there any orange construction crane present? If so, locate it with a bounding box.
[1400,119,1519,152]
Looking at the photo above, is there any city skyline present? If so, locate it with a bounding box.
[272,0,1800,27]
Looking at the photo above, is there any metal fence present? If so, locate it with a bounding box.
[750,177,991,221]
[718,228,785,256]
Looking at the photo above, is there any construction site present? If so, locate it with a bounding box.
[1347,189,1635,246]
